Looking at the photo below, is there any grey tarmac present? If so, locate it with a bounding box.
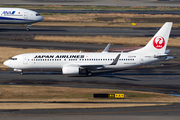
[0,26,180,39]
[0,40,127,51]
[0,103,180,120]
[35,10,180,15]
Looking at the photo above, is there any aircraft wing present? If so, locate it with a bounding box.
[64,54,120,70]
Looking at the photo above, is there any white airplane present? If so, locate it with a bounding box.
[3,22,173,76]
[0,8,44,30]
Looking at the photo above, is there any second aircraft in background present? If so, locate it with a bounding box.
[0,7,43,30]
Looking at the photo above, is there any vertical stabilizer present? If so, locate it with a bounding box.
[130,22,172,54]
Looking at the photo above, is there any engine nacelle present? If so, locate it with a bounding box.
[62,66,80,74]
[14,69,22,72]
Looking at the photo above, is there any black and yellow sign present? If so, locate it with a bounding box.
[108,94,124,99]
[93,94,124,99]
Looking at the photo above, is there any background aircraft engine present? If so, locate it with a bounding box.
[62,66,80,74]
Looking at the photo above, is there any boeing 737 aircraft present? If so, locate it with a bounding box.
[0,8,43,30]
[4,22,173,76]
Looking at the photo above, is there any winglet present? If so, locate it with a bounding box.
[102,43,111,53]
[110,54,120,65]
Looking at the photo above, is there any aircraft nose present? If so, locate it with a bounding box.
[40,15,44,21]
[3,60,11,67]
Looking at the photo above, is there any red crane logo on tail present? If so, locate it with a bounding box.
[153,36,165,49]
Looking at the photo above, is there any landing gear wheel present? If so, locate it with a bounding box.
[86,70,92,77]
[20,71,23,75]
[26,24,32,31]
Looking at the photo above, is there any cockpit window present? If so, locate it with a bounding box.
[10,58,17,60]
[36,14,41,16]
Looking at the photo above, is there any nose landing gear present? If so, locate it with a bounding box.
[27,24,32,31]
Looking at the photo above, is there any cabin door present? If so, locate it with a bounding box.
[24,12,28,19]
[23,56,28,64]
[140,55,144,64]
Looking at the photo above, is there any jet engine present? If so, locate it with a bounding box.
[62,66,80,74]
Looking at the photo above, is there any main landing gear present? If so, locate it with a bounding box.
[19,70,24,75]
[27,24,32,31]
[86,70,92,77]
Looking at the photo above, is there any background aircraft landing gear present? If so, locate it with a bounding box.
[86,70,92,76]
[27,24,32,31]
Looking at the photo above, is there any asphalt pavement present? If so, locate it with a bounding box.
[0,103,180,120]
[35,9,180,15]
[0,26,180,38]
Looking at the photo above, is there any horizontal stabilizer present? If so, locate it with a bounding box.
[165,49,170,54]
[165,56,174,60]
[154,54,168,58]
